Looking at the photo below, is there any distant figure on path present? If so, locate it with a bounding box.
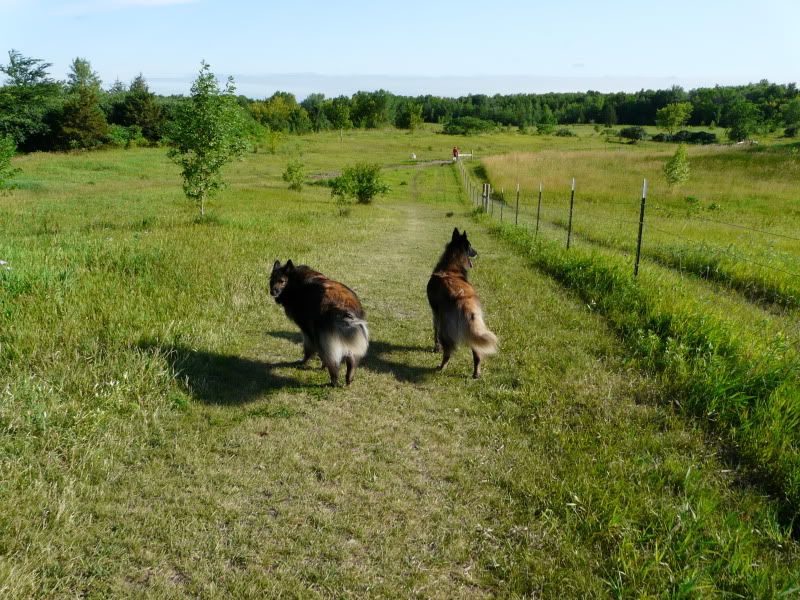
[452,146,459,161]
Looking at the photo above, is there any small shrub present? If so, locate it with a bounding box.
[442,116,495,135]
[281,159,305,191]
[619,126,647,142]
[664,144,690,186]
[330,162,389,205]
[536,123,555,135]
[554,128,576,137]
[785,125,798,138]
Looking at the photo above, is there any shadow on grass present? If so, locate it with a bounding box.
[267,330,437,384]
[138,340,313,405]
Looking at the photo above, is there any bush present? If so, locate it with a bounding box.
[281,159,305,191]
[652,130,718,145]
[554,128,576,137]
[330,162,389,205]
[106,124,145,148]
[536,123,555,135]
[785,125,798,138]
[442,116,495,135]
[664,144,690,186]
[619,126,647,142]
[0,135,19,192]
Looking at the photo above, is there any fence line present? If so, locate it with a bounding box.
[456,160,800,287]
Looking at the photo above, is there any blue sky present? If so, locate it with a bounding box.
[1,0,798,98]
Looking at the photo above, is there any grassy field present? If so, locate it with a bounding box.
[2,129,800,597]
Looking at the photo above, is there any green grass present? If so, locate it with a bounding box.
[2,132,800,597]
[479,142,800,311]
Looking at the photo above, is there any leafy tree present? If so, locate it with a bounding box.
[67,57,101,91]
[301,93,331,132]
[601,102,617,126]
[282,158,305,191]
[781,98,800,136]
[396,101,423,131]
[167,61,247,217]
[726,100,760,141]
[0,135,19,192]
[324,96,352,141]
[536,105,557,134]
[0,49,61,149]
[58,84,108,148]
[250,91,311,133]
[330,162,389,205]
[655,102,692,136]
[120,74,163,141]
[664,144,690,186]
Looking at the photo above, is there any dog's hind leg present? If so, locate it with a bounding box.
[472,349,483,379]
[432,316,442,353]
[345,355,357,385]
[323,359,340,386]
[300,334,316,365]
[437,344,454,371]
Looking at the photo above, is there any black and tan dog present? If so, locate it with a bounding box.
[270,260,369,386]
[426,228,497,378]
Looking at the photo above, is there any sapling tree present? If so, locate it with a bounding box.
[282,159,305,191]
[167,61,246,217]
[664,144,690,186]
[655,102,693,136]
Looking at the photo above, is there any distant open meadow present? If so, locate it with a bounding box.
[2,124,800,597]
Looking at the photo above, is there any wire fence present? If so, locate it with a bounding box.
[456,159,800,308]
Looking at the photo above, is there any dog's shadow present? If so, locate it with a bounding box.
[267,330,437,384]
[138,339,315,405]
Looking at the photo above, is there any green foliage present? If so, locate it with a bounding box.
[619,125,647,142]
[0,134,19,191]
[600,101,617,126]
[166,61,247,216]
[655,102,693,135]
[726,101,761,141]
[67,57,101,90]
[395,101,424,131]
[442,116,495,135]
[58,85,109,149]
[106,124,145,148]
[249,91,311,133]
[0,49,61,149]
[330,162,389,205]
[554,127,576,137]
[281,158,305,191]
[119,74,164,142]
[664,144,690,186]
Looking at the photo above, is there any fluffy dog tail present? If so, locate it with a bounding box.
[466,309,498,355]
[319,313,370,366]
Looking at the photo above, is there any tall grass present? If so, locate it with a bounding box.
[473,210,800,518]
[481,145,800,311]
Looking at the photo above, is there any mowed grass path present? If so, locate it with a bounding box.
[2,146,799,597]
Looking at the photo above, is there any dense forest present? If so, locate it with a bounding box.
[2,49,799,153]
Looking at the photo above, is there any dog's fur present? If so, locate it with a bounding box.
[426,228,497,378]
[270,260,369,386]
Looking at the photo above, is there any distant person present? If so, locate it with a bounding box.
[452,146,459,161]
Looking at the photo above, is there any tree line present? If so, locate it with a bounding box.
[2,49,799,154]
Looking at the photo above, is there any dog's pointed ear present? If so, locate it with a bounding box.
[451,227,460,241]
[272,259,281,271]
[285,259,294,271]
[462,230,468,239]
